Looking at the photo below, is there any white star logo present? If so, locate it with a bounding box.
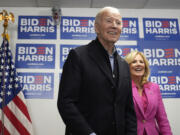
[7,91,11,96]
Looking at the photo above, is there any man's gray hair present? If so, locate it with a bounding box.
[95,7,120,25]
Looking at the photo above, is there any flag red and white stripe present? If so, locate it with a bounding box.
[0,92,33,135]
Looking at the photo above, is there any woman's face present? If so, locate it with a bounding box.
[130,54,145,79]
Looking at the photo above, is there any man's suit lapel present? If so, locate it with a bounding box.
[116,55,123,88]
[88,41,115,87]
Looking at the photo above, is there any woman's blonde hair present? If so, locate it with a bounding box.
[125,50,150,85]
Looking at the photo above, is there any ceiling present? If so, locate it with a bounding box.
[0,0,180,9]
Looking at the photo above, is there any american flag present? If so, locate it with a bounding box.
[0,39,33,135]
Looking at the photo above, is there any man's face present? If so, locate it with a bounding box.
[95,10,122,45]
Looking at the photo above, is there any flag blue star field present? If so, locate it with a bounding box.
[0,39,33,135]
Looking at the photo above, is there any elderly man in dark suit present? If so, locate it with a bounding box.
[57,6,137,135]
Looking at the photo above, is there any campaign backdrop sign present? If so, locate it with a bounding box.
[18,16,56,39]
[18,72,54,99]
[143,18,180,40]
[60,44,80,69]
[60,16,139,41]
[120,18,139,40]
[60,16,95,40]
[138,41,180,73]
[115,45,138,58]
[150,73,180,98]
[15,44,55,69]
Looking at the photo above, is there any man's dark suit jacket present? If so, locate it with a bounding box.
[57,38,137,135]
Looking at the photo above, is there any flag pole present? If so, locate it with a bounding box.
[0,9,14,135]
